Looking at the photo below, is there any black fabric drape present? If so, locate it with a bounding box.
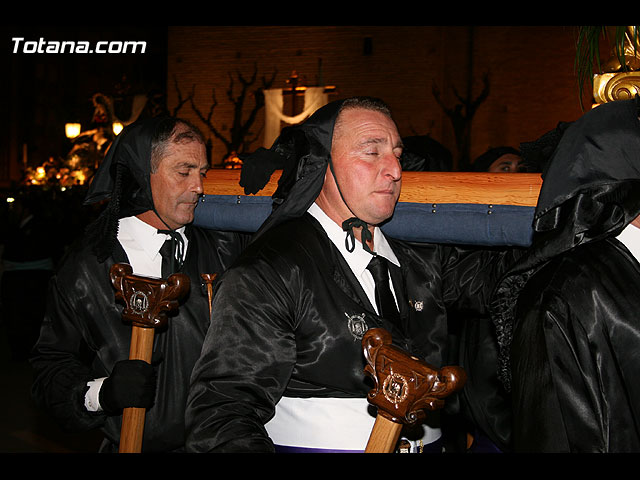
[489,97,640,452]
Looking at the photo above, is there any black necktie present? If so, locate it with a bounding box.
[158,230,185,278]
[159,238,174,278]
[366,255,399,322]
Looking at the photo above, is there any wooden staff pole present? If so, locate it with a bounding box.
[200,273,217,317]
[119,326,155,453]
[362,328,467,453]
[365,415,403,453]
[110,263,190,453]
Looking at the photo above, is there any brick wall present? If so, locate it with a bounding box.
[167,26,591,170]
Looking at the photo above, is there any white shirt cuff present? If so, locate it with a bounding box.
[84,377,107,412]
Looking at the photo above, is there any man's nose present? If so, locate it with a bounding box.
[382,152,402,180]
[192,173,204,194]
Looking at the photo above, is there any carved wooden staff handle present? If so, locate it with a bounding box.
[110,263,190,453]
[362,328,467,453]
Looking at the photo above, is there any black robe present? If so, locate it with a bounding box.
[185,213,514,452]
[30,226,247,452]
[490,97,640,452]
[511,237,640,452]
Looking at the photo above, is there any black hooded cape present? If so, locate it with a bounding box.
[490,97,640,452]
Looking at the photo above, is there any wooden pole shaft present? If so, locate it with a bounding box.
[200,273,217,317]
[365,415,403,453]
[206,283,213,316]
[119,326,155,453]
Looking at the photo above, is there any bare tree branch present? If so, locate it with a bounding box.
[432,72,490,170]
[174,64,278,163]
[171,75,193,117]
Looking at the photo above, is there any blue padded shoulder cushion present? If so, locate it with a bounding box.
[193,194,534,247]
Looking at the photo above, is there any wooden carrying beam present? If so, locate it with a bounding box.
[202,170,542,207]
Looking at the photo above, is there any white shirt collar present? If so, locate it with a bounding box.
[616,222,640,262]
[119,216,164,256]
[307,202,399,276]
[117,216,188,277]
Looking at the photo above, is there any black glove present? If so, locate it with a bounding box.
[239,147,284,195]
[99,359,157,414]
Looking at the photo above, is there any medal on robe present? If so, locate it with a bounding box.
[409,299,424,312]
[345,312,368,340]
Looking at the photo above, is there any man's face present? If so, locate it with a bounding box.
[317,108,402,226]
[488,153,524,173]
[149,138,208,230]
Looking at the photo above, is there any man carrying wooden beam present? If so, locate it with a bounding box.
[185,97,519,453]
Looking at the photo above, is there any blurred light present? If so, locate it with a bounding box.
[6,197,15,203]
[71,170,86,184]
[65,123,81,139]
[113,122,123,135]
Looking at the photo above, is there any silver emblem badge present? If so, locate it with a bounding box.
[410,300,424,312]
[345,312,368,340]
[383,372,409,404]
[129,291,149,314]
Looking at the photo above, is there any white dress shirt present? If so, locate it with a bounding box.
[307,202,400,313]
[617,222,640,262]
[84,216,187,412]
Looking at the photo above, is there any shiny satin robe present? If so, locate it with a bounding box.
[30,227,246,452]
[510,238,640,452]
[186,213,514,452]
[490,97,640,452]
